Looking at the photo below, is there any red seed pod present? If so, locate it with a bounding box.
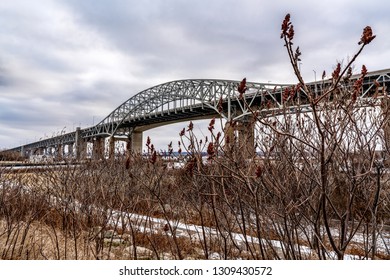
[187,121,194,132]
[361,65,368,76]
[322,71,326,80]
[344,67,352,81]
[207,142,215,159]
[287,24,295,41]
[280,14,291,38]
[217,97,223,113]
[332,63,341,81]
[359,26,376,45]
[283,87,290,102]
[238,78,247,99]
[294,46,301,62]
[216,132,221,142]
[208,118,215,132]
[353,78,363,100]
[146,136,151,147]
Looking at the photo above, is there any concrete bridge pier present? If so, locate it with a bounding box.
[92,137,104,160]
[20,146,25,158]
[67,143,74,158]
[108,137,116,159]
[32,148,40,156]
[55,144,63,160]
[237,116,256,158]
[127,131,143,154]
[47,146,53,156]
[108,136,133,159]
[22,147,31,158]
[223,121,236,154]
[223,116,256,158]
[75,127,88,160]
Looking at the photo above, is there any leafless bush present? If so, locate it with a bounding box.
[0,150,25,161]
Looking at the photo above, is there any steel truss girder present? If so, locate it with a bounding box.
[83,79,291,138]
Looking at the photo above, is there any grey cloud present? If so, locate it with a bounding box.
[62,0,283,76]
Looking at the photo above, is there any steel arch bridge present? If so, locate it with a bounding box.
[7,68,390,157]
[82,79,292,138]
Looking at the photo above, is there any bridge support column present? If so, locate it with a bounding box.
[20,146,26,158]
[223,117,255,158]
[93,137,104,160]
[223,121,236,155]
[109,137,116,159]
[75,127,86,160]
[129,131,143,154]
[237,117,255,158]
[56,144,63,161]
[67,143,74,158]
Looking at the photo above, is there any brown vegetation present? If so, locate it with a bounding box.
[0,150,25,162]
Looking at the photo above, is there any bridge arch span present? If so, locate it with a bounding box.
[83,79,280,139]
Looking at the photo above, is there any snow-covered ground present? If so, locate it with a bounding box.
[106,208,390,260]
[1,178,389,259]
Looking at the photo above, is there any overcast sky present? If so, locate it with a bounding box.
[1,0,389,151]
